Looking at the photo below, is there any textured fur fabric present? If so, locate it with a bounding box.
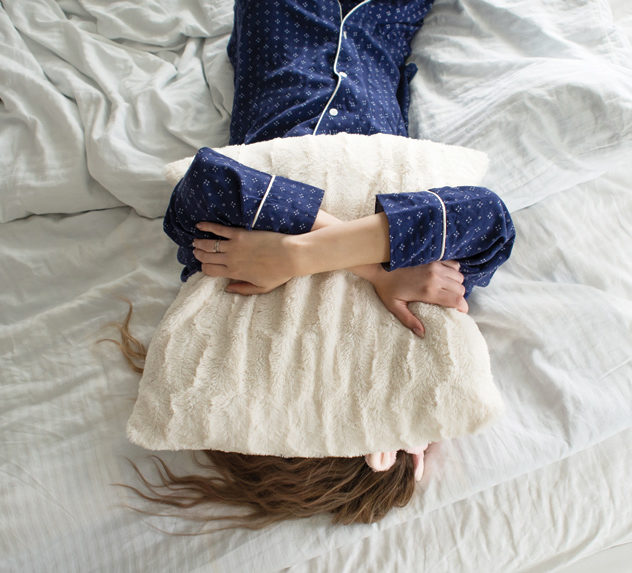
[127,133,504,456]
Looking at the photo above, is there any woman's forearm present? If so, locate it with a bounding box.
[308,210,383,281]
[289,212,390,278]
[310,209,344,231]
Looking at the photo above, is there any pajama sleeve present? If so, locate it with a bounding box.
[375,186,515,296]
[163,147,325,281]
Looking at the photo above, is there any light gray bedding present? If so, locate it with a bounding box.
[1,0,631,571]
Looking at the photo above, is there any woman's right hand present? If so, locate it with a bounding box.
[193,222,298,293]
[364,261,468,338]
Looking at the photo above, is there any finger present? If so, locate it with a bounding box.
[387,299,425,338]
[441,267,465,285]
[438,287,469,313]
[196,222,237,238]
[441,260,460,271]
[201,263,230,278]
[441,276,466,297]
[192,238,230,254]
[193,249,227,264]
[225,281,270,295]
[436,268,466,295]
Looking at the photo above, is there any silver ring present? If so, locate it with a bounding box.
[213,239,222,253]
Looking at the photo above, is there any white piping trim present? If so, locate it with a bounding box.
[424,190,447,260]
[313,0,372,135]
[251,175,276,230]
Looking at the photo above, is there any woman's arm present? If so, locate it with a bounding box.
[193,184,515,295]
[193,211,469,337]
[192,213,389,286]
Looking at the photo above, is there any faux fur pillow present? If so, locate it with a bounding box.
[127,133,504,457]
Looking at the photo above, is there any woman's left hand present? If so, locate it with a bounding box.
[367,261,468,337]
[192,222,297,294]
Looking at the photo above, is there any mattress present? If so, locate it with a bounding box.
[1,0,631,571]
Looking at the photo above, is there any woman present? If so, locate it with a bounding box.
[123,0,515,529]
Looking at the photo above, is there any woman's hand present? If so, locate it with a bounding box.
[192,222,298,294]
[366,261,468,337]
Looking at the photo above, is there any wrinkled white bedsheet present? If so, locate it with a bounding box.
[2,0,632,221]
[1,0,631,571]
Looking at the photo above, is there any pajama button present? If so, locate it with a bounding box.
[329,108,338,116]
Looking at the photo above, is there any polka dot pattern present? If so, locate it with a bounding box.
[227,0,433,145]
[164,0,516,294]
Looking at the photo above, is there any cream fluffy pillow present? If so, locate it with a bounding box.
[127,133,504,456]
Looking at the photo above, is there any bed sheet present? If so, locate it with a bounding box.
[1,0,632,571]
[1,164,630,572]
[287,427,632,573]
[610,0,632,32]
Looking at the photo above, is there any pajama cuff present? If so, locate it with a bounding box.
[250,174,325,235]
[187,147,324,235]
[375,192,446,270]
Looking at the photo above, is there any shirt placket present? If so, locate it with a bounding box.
[313,0,371,135]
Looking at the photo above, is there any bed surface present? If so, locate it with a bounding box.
[1,0,631,571]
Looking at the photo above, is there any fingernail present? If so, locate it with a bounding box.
[413,327,425,338]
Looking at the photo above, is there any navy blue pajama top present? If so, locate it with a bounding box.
[163,0,515,295]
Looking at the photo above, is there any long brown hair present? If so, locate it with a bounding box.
[102,301,417,531]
